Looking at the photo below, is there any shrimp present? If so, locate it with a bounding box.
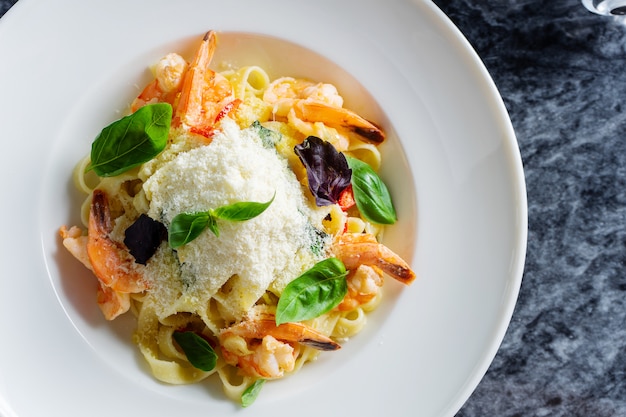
[331,232,416,310]
[130,53,189,113]
[87,189,148,294]
[262,77,343,117]
[219,310,340,379]
[96,281,131,320]
[174,30,238,137]
[59,224,131,320]
[336,264,384,312]
[263,76,385,144]
[131,30,238,138]
[293,100,385,144]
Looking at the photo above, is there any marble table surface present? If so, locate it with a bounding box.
[1,0,624,416]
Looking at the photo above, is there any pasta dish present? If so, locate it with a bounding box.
[59,30,416,406]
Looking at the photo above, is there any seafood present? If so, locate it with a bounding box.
[87,189,148,293]
[130,53,189,113]
[263,76,385,144]
[332,232,416,284]
[219,310,340,379]
[59,225,90,269]
[59,223,132,320]
[131,30,237,138]
[293,100,385,144]
[331,232,416,310]
[262,77,344,117]
[337,264,384,312]
[96,280,131,320]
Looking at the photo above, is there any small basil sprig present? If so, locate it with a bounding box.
[87,103,172,177]
[347,156,397,225]
[172,331,217,372]
[241,379,266,407]
[168,193,275,248]
[275,258,348,326]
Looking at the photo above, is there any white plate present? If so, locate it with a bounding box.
[0,0,526,416]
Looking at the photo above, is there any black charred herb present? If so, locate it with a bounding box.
[294,136,351,206]
[124,214,168,264]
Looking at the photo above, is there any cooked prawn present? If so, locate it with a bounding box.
[87,189,148,293]
[293,100,385,144]
[130,53,189,113]
[329,232,415,311]
[174,30,238,137]
[262,77,343,117]
[332,232,416,284]
[263,76,384,143]
[336,264,384,312]
[131,30,238,138]
[96,280,131,320]
[219,310,340,379]
[59,224,131,320]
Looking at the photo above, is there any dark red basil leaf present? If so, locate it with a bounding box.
[124,214,167,264]
[294,136,352,206]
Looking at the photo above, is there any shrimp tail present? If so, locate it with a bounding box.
[87,189,148,293]
[293,100,385,144]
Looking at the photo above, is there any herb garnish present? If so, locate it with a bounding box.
[294,136,352,206]
[294,137,397,224]
[172,331,217,372]
[168,193,275,248]
[250,120,282,148]
[241,379,266,407]
[275,258,348,326]
[87,103,172,177]
[123,214,168,264]
[347,156,397,224]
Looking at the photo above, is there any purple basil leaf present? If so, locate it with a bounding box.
[294,136,352,206]
[124,214,168,264]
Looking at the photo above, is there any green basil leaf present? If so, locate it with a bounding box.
[241,379,266,407]
[276,257,348,326]
[249,120,282,148]
[213,193,275,222]
[168,212,212,248]
[172,331,217,372]
[347,156,397,225]
[88,103,172,177]
[205,214,220,238]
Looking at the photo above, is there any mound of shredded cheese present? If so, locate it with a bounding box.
[140,119,327,321]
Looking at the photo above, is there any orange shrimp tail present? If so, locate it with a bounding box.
[87,190,148,293]
[332,233,416,285]
[293,100,385,144]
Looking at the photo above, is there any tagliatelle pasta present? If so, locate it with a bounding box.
[59,31,416,406]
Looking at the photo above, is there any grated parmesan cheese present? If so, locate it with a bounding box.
[141,119,328,321]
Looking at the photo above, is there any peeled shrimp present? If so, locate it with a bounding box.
[59,223,131,320]
[293,100,385,144]
[263,76,385,143]
[131,53,189,113]
[219,311,340,379]
[131,30,237,138]
[174,30,237,136]
[87,189,148,294]
[331,233,416,284]
[262,77,343,117]
[336,264,384,312]
[331,232,416,310]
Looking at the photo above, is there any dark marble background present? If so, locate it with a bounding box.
[1,0,625,416]
[431,1,626,416]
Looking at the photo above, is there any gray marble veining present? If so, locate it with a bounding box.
[1,0,624,416]
[432,1,626,416]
